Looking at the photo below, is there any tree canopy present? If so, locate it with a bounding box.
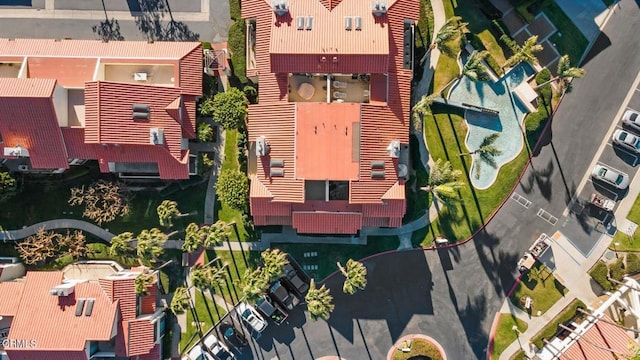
[0,171,17,203]
[305,279,335,321]
[202,88,249,130]
[216,170,249,212]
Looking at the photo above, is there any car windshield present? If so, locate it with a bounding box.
[242,309,252,319]
[616,174,624,185]
[598,168,607,177]
[620,132,628,141]
[632,113,638,121]
[224,328,234,338]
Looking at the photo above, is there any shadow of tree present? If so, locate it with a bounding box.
[93,18,125,41]
[131,0,200,41]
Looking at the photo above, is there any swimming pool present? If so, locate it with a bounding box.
[448,61,536,189]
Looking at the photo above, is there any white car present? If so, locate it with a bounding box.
[612,129,640,153]
[237,302,268,335]
[622,109,640,133]
[185,334,235,360]
[591,164,630,190]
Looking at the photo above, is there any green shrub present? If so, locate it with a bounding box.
[531,300,586,349]
[216,170,249,212]
[627,253,640,275]
[0,170,17,203]
[228,20,248,84]
[610,258,626,282]
[197,123,216,143]
[200,41,212,50]
[229,0,241,21]
[212,88,249,130]
[589,261,612,291]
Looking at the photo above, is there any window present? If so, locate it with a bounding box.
[328,181,349,200]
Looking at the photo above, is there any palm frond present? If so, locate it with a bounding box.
[429,159,463,186]
[479,133,500,148]
[474,157,482,179]
[432,182,464,208]
[479,150,499,168]
[462,51,490,82]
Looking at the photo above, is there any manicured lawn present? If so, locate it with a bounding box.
[418,104,529,245]
[511,350,527,360]
[274,235,400,280]
[405,135,430,223]
[453,0,508,68]
[492,313,528,359]
[613,193,640,251]
[433,53,459,95]
[216,129,251,242]
[543,1,589,65]
[392,338,443,360]
[509,263,568,316]
[180,290,226,352]
[205,248,261,305]
[530,299,586,349]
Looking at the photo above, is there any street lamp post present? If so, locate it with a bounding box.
[512,325,525,355]
[613,242,620,258]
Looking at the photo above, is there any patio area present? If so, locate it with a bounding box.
[287,73,370,103]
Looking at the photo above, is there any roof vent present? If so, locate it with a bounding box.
[270,159,284,167]
[371,170,385,179]
[270,168,284,177]
[49,283,75,297]
[297,17,304,30]
[272,0,289,16]
[372,1,387,16]
[305,16,313,30]
[386,140,400,158]
[3,146,29,157]
[75,298,86,316]
[397,164,408,180]
[371,161,385,169]
[355,16,362,30]
[133,104,150,113]
[85,298,95,316]
[256,136,269,157]
[150,128,164,145]
[345,17,352,30]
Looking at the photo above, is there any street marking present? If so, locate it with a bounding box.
[537,208,558,225]
[564,70,640,217]
[511,192,532,208]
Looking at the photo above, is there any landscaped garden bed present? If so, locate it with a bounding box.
[509,262,568,315]
[390,336,445,360]
[491,313,528,359]
[530,299,586,349]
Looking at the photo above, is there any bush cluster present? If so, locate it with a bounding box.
[589,262,612,291]
[525,68,553,133]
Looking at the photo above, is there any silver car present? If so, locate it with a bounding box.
[622,109,640,133]
[238,302,268,335]
[591,164,630,189]
[612,129,640,153]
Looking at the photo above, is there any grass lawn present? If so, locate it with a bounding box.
[180,290,226,352]
[530,299,586,349]
[274,235,400,281]
[392,338,443,360]
[418,104,529,245]
[404,135,430,223]
[453,0,508,68]
[509,263,568,316]
[511,350,527,360]
[433,53,459,94]
[612,192,640,251]
[492,313,528,359]
[205,248,261,305]
[543,1,589,65]
[216,129,250,242]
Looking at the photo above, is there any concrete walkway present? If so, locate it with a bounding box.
[0,219,115,242]
[202,125,226,225]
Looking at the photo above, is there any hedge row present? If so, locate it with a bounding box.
[227,20,248,85]
[525,68,552,133]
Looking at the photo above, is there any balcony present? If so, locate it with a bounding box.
[288,74,370,104]
[102,64,175,86]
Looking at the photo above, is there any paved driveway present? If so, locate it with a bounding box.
[0,0,232,42]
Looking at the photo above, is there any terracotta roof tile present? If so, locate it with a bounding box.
[292,212,362,234]
[128,318,156,356]
[563,316,634,360]
[27,57,98,88]
[0,79,69,169]
[6,272,117,352]
[271,54,388,74]
[0,281,24,316]
[295,103,360,180]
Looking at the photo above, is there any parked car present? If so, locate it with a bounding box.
[622,109,640,133]
[591,164,630,189]
[281,263,309,299]
[237,302,268,336]
[268,280,299,311]
[256,295,288,325]
[219,322,248,351]
[185,334,234,360]
[612,129,640,153]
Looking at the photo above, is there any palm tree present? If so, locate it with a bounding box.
[157,200,180,227]
[412,93,440,131]
[261,249,289,282]
[305,279,335,321]
[240,268,269,303]
[503,35,543,69]
[535,54,585,90]
[439,50,492,97]
[170,286,191,315]
[420,159,465,209]
[135,271,155,296]
[200,220,228,248]
[420,16,468,64]
[337,259,367,295]
[136,228,167,263]
[459,133,503,179]
[109,231,134,256]
[182,222,202,253]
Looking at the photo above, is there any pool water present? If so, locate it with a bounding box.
[448,62,536,189]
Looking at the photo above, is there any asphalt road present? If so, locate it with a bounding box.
[0,0,231,42]
[234,1,640,359]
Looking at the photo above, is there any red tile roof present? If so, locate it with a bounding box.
[128,318,156,356]
[292,212,362,234]
[6,272,117,352]
[296,103,360,181]
[244,0,417,231]
[268,0,389,56]
[27,57,98,88]
[62,128,190,179]
[0,281,24,316]
[562,316,634,360]
[0,78,69,169]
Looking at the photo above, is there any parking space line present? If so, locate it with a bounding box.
[564,71,640,217]
[537,208,558,226]
[510,192,532,208]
